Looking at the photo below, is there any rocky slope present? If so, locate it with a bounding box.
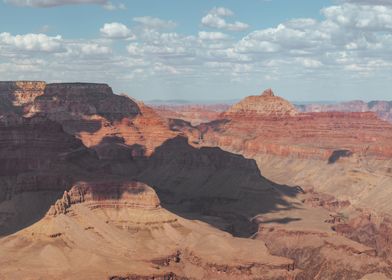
[297,100,392,124]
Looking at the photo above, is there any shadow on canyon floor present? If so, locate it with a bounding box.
[133,136,303,237]
[0,125,304,239]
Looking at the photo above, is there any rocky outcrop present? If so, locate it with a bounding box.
[223,89,298,118]
[256,225,392,280]
[332,210,392,260]
[29,83,140,122]
[0,81,45,115]
[48,181,161,216]
[24,83,177,155]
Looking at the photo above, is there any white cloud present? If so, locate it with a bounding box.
[300,58,323,68]
[322,4,392,30]
[79,43,111,55]
[100,22,134,39]
[198,31,229,41]
[201,7,249,31]
[103,1,125,10]
[341,0,392,6]
[2,3,392,99]
[4,0,107,7]
[0,32,64,52]
[133,16,177,29]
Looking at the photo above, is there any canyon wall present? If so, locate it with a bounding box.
[297,100,392,124]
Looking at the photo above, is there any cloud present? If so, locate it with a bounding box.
[322,4,392,30]
[133,16,177,29]
[102,1,125,10]
[201,7,249,31]
[100,22,134,39]
[340,0,392,6]
[78,42,111,55]
[4,0,107,7]
[198,31,229,41]
[0,32,64,52]
[2,3,392,98]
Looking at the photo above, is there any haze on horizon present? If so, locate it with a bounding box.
[0,0,391,102]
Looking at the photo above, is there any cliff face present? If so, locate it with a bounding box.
[0,81,46,114]
[198,93,392,160]
[0,82,176,156]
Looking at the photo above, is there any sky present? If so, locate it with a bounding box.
[0,0,392,101]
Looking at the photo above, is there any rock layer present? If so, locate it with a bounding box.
[297,100,392,124]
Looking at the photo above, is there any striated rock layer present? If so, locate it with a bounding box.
[151,103,231,126]
[165,88,392,277]
[0,81,178,156]
[2,82,392,279]
[224,89,298,118]
[297,100,392,124]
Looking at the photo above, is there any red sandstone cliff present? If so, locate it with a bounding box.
[196,89,392,161]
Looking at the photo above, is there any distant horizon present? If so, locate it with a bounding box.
[1,79,390,103]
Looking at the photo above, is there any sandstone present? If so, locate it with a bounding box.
[2,81,392,280]
[0,81,45,108]
[223,88,298,118]
[48,181,161,216]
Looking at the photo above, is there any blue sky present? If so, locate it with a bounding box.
[0,0,391,101]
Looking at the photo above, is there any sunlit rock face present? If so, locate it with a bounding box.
[0,81,46,114]
[196,89,392,160]
[223,88,298,118]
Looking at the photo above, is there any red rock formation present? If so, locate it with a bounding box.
[197,91,392,160]
[48,181,161,216]
[223,89,298,118]
[0,81,46,115]
[298,100,392,124]
[26,83,177,155]
[152,104,230,125]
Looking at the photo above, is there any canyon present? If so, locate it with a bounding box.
[0,82,392,279]
[296,100,392,124]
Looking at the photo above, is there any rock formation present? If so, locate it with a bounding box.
[297,100,392,124]
[169,88,392,278]
[223,88,298,118]
[0,81,45,118]
[1,82,392,279]
[151,103,230,125]
[0,180,297,280]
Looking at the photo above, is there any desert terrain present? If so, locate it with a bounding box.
[0,82,392,279]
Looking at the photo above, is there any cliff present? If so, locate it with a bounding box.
[197,91,392,160]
